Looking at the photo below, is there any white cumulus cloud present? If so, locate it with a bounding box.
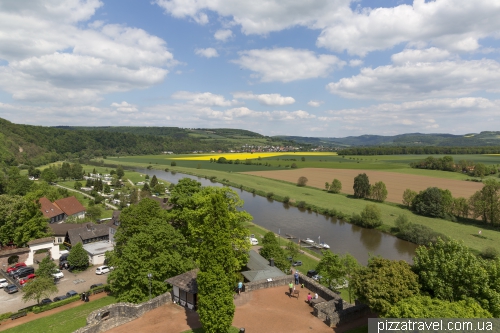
[171,91,237,106]
[214,29,233,42]
[307,100,324,107]
[233,47,345,83]
[111,101,138,112]
[195,48,219,58]
[232,92,295,106]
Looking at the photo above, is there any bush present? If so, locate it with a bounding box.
[351,205,382,228]
[291,163,297,168]
[32,296,80,314]
[170,161,176,166]
[0,312,13,321]
[396,215,447,245]
[283,196,290,204]
[480,247,499,260]
[266,192,274,199]
[297,176,308,186]
[296,201,306,209]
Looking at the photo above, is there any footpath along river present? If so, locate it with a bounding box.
[137,169,418,264]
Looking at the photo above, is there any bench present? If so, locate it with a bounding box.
[10,311,27,320]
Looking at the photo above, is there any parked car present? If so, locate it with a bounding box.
[292,261,303,267]
[40,298,53,305]
[90,283,104,289]
[306,270,322,281]
[59,253,69,262]
[8,265,27,276]
[4,284,18,294]
[13,267,35,279]
[52,269,64,279]
[19,273,36,285]
[6,262,26,273]
[66,290,78,297]
[59,260,69,270]
[53,295,69,302]
[0,278,8,288]
[95,266,110,275]
[249,237,259,246]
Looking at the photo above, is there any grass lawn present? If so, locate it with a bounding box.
[3,296,116,333]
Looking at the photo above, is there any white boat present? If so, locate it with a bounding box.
[303,238,314,244]
[320,242,330,249]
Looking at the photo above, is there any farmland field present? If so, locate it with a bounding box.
[242,168,485,204]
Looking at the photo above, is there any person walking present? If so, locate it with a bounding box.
[238,281,243,295]
[294,270,299,285]
[288,281,293,297]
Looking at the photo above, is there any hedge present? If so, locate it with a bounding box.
[32,295,81,314]
[0,312,13,322]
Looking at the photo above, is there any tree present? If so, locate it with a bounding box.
[370,181,387,202]
[413,238,500,317]
[67,243,89,269]
[22,276,58,304]
[353,173,370,198]
[73,181,82,190]
[116,165,125,179]
[385,296,492,318]
[104,184,111,194]
[40,168,58,183]
[109,219,193,303]
[316,250,344,289]
[297,176,308,187]
[6,167,33,196]
[469,179,500,225]
[86,205,102,221]
[412,187,445,218]
[341,254,359,303]
[325,182,330,191]
[36,256,58,279]
[452,197,469,218]
[153,183,166,195]
[351,257,420,316]
[285,240,300,262]
[60,162,72,180]
[330,179,342,194]
[358,204,382,228]
[150,175,158,188]
[197,193,237,333]
[71,163,83,180]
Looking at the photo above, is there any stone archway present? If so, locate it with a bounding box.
[26,237,60,266]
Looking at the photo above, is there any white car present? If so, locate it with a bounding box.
[0,278,8,288]
[52,269,64,279]
[95,266,110,275]
[249,237,259,246]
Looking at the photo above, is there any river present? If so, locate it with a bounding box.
[136,169,418,264]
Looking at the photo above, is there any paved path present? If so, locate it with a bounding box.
[53,184,118,210]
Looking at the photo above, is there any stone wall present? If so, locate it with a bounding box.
[298,274,340,302]
[244,274,292,292]
[73,292,171,333]
[0,248,30,269]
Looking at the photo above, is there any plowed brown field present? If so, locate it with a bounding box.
[243,168,484,204]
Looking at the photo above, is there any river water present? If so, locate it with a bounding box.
[136,169,418,264]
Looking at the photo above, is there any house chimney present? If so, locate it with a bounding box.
[269,258,274,267]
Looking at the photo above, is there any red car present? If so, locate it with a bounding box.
[6,262,26,273]
[19,274,36,285]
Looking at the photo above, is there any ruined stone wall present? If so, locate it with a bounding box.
[73,292,171,333]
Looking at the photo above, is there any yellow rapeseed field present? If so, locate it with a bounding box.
[171,152,337,160]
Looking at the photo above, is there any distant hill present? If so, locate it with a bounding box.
[277,132,500,147]
[0,119,295,166]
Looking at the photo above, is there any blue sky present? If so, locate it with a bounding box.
[0,0,499,137]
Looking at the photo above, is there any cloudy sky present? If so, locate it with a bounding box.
[0,0,499,137]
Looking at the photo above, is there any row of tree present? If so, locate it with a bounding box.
[402,179,500,225]
[410,156,498,177]
[353,173,388,202]
[340,146,500,156]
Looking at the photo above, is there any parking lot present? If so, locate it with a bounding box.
[1,261,109,313]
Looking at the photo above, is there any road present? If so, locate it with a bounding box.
[53,184,118,210]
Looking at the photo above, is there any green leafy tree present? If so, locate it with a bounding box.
[71,163,83,180]
[116,165,125,179]
[317,250,344,289]
[108,220,193,303]
[197,193,236,333]
[353,173,370,198]
[36,256,58,279]
[86,205,102,221]
[285,241,300,262]
[351,257,420,316]
[60,162,72,180]
[469,179,500,225]
[413,238,500,317]
[67,243,89,269]
[22,276,58,304]
[385,296,492,318]
[342,254,359,303]
[150,175,158,188]
[370,181,387,202]
[357,204,382,228]
[452,197,469,218]
[73,181,82,190]
[262,231,278,246]
[153,183,166,195]
[413,187,446,218]
[330,179,342,194]
[104,184,111,194]
[297,176,308,187]
[6,167,33,196]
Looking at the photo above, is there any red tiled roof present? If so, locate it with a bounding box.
[54,196,86,216]
[39,197,65,219]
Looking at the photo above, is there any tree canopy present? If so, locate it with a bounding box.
[22,276,58,305]
[68,243,89,269]
[353,173,370,198]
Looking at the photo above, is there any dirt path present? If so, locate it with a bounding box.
[0,292,108,331]
[243,168,484,204]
